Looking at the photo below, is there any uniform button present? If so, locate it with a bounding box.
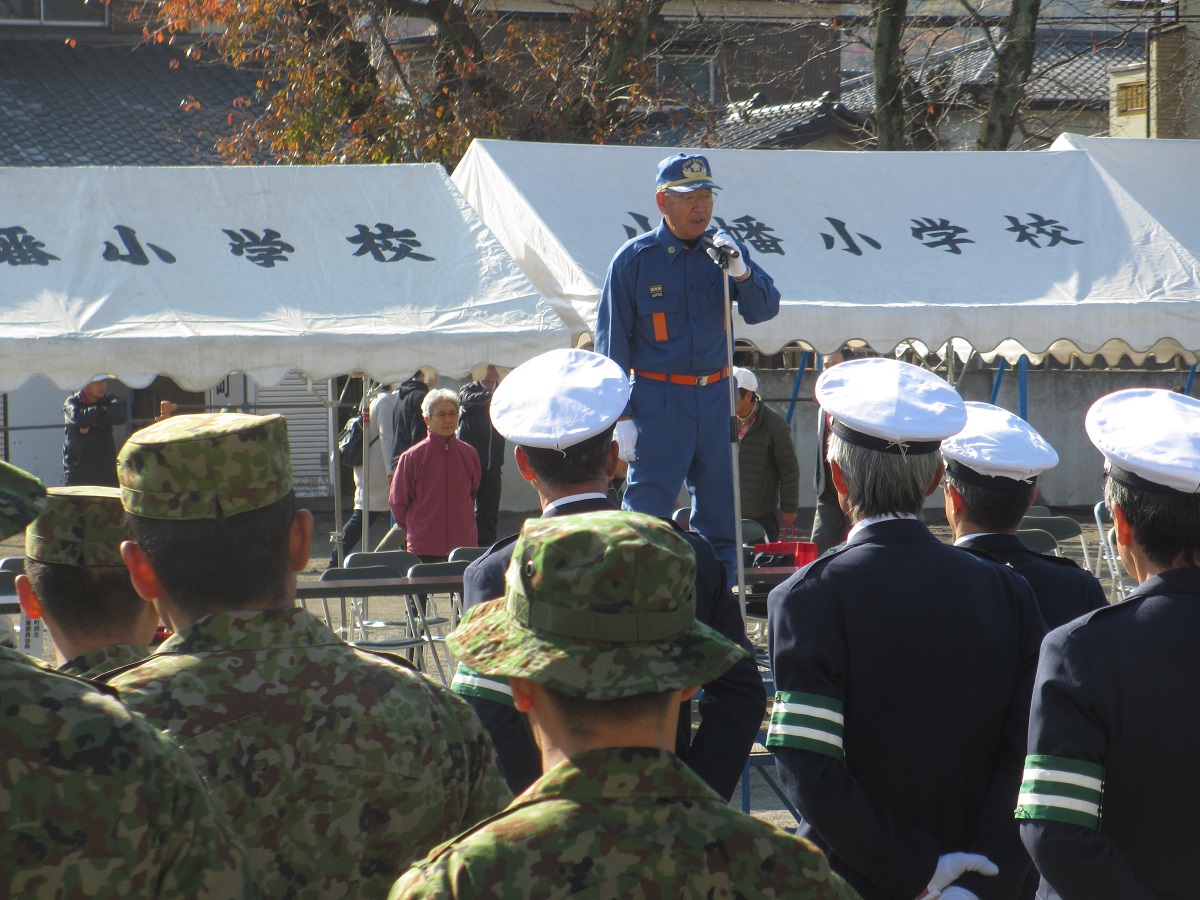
[668,246,675,254]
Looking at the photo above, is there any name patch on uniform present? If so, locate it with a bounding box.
[649,284,664,299]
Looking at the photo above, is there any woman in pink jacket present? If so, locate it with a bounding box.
[389,388,481,561]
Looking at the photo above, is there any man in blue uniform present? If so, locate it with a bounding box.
[455,348,765,800]
[767,358,1047,900]
[595,153,780,579]
[942,402,1108,630]
[1018,388,1200,900]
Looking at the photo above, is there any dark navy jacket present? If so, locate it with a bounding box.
[1021,567,1200,900]
[459,496,766,800]
[956,532,1108,630]
[767,517,1047,900]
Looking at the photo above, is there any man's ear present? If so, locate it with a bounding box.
[288,509,314,573]
[925,460,946,497]
[1112,503,1134,550]
[121,541,164,604]
[605,440,620,481]
[944,481,965,516]
[514,447,538,485]
[654,191,667,215]
[15,574,41,620]
[510,676,536,714]
[830,460,849,497]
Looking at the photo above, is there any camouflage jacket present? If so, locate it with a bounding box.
[58,642,149,680]
[104,607,510,900]
[0,647,256,898]
[389,747,861,899]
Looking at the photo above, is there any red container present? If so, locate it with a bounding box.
[753,541,818,568]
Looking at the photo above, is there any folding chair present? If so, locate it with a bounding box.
[0,557,25,573]
[1018,515,1089,571]
[448,546,488,563]
[406,560,469,674]
[320,565,439,674]
[318,565,396,639]
[741,519,768,547]
[345,550,420,576]
[1024,505,1053,518]
[1094,502,1131,602]
[1016,529,1059,555]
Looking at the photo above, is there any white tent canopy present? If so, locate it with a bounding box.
[452,137,1200,364]
[0,164,568,392]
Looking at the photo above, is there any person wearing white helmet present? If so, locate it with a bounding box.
[767,357,1046,900]
[733,367,800,541]
[1019,388,1200,899]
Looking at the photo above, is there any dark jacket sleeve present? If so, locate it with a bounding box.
[680,531,766,800]
[1019,626,1154,900]
[768,577,941,898]
[64,394,126,428]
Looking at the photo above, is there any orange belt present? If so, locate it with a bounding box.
[634,367,728,387]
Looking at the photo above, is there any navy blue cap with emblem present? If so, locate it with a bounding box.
[656,153,721,193]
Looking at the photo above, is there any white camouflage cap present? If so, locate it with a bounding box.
[1086,388,1200,495]
[733,367,758,393]
[816,357,966,454]
[941,401,1058,487]
[490,348,631,450]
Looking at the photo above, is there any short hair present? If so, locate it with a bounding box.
[540,685,677,740]
[943,471,1036,533]
[124,491,297,616]
[1105,475,1200,570]
[421,388,459,419]
[519,428,614,492]
[24,560,143,641]
[827,431,940,518]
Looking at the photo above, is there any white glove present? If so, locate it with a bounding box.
[926,853,998,897]
[706,232,748,280]
[614,419,638,462]
[936,888,982,900]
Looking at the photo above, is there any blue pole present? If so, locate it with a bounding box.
[988,358,1007,405]
[786,351,811,425]
[1185,364,1197,396]
[1018,355,1029,420]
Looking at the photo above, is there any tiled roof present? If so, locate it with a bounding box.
[0,35,257,166]
[638,93,870,149]
[842,30,1144,114]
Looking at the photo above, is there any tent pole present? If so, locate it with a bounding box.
[360,375,375,556]
[989,358,1007,405]
[1018,355,1029,420]
[785,350,810,426]
[1184,364,1196,396]
[327,377,343,570]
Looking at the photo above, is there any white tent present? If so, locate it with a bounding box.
[0,164,568,392]
[452,137,1200,362]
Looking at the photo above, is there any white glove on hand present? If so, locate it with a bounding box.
[614,419,638,462]
[706,232,749,280]
[936,888,982,900]
[926,853,998,897]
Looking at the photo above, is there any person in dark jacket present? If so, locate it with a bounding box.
[453,348,766,801]
[457,365,505,546]
[1020,387,1200,900]
[768,358,1046,900]
[734,367,800,541]
[388,368,436,474]
[942,401,1108,631]
[63,379,127,487]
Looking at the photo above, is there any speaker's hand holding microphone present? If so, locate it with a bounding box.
[704,231,748,280]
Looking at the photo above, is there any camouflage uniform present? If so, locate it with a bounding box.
[1,457,255,898]
[391,512,858,899]
[58,642,149,678]
[24,486,153,678]
[104,413,510,899]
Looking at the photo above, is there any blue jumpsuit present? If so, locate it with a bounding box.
[595,221,780,577]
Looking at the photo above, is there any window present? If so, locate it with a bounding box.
[1116,81,1147,115]
[0,0,106,24]
[656,54,717,104]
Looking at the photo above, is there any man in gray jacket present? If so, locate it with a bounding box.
[734,367,800,541]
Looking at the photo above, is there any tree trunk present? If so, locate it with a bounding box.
[873,0,910,150]
[975,0,1042,149]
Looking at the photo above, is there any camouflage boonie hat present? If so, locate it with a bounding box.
[118,413,292,520]
[448,511,747,700]
[26,487,126,567]
[0,460,47,542]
